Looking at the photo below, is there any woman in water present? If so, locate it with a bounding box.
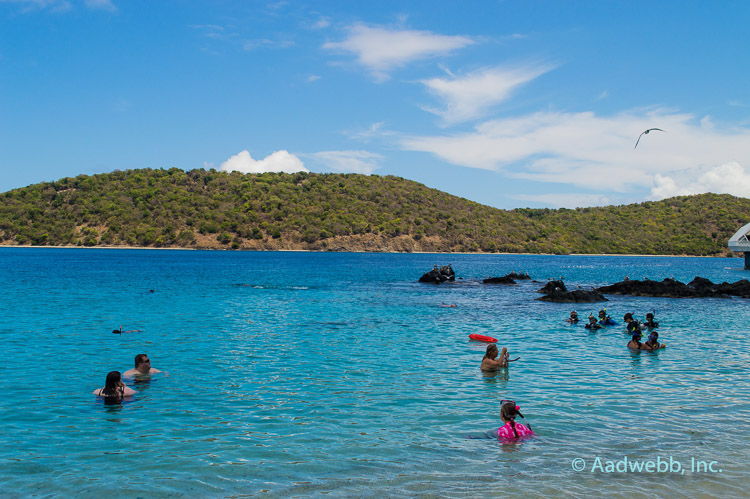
[93,371,135,401]
[644,331,666,350]
[481,344,520,371]
[497,400,534,441]
[566,311,579,323]
[627,331,651,350]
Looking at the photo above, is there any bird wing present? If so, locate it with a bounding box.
[634,131,646,149]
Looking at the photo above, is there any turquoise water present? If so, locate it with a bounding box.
[1,248,749,497]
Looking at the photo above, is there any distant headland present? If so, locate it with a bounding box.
[1,168,748,256]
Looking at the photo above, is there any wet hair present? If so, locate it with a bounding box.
[100,371,124,399]
[588,315,597,323]
[501,401,527,438]
[623,312,633,322]
[646,312,654,320]
[484,344,498,359]
[570,311,578,317]
[631,332,643,348]
[134,354,148,368]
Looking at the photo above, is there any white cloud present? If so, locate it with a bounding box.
[308,150,383,174]
[400,109,750,198]
[651,161,750,199]
[420,64,554,124]
[312,16,331,29]
[218,150,308,174]
[323,24,474,81]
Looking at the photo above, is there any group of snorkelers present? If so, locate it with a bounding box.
[566,309,665,350]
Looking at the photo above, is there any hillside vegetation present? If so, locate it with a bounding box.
[0,168,748,255]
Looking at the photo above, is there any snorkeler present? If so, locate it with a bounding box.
[585,315,603,330]
[598,309,616,326]
[481,344,520,371]
[644,312,659,329]
[566,311,579,324]
[644,331,666,350]
[497,400,534,441]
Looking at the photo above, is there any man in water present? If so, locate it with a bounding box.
[123,354,162,377]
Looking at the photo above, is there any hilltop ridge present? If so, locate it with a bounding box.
[1,168,748,255]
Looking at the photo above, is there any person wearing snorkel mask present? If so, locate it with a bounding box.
[585,315,603,330]
[627,331,648,350]
[566,311,579,324]
[644,331,665,350]
[644,312,659,329]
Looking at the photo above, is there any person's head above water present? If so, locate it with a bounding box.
[623,312,633,322]
[484,344,499,359]
[570,311,578,319]
[598,309,606,318]
[500,400,527,438]
[648,331,658,342]
[101,371,123,397]
[588,315,597,323]
[646,312,655,320]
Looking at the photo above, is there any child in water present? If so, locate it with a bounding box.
[566,311,579,323]
[585,315,603,330]
[644,312,659,329]
[644,331,666,350]
[497,400,534,441]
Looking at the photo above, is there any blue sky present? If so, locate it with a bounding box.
[1,0,749,209]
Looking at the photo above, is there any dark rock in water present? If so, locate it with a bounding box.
[419,265,455,284]
[537,280,566,294]
[596,277,750,298]
[507,271,531,280]
[483,275,516,284]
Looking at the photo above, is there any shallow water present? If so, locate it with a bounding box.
[1,248,748,497]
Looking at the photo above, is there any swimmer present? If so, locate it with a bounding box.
[623,312,634,325]
[481,345,520,371]
[123,354,162,377]
[627,331,650,350]
[644,312,659,329]
[111,325,143,334]
[497,400,534,441]
[93,371,135,400]
[644,331,666,350]
[439,302,457,308]
[585,315,603,330]
[565,311,579,324]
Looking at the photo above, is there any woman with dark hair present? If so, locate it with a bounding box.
[644,312,659,329]
[481,344,520,371]
[497,400,534,440]
[627,331,650,350]
[93,371,135,400]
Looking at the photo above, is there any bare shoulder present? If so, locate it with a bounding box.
[122,369,137,377]
[149,368,162,373]
[93,388,103,396]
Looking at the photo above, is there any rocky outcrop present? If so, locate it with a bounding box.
[536,280,607,302]
[419,265,456,284]
[483,275,516,284]
[596,277,750,298]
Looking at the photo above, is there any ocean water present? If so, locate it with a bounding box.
[0,248,748,497]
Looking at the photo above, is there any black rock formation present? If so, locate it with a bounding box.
[596,277,750,298]
[419,265,456,284]
[483,275,516,284]
[536,280,607,302]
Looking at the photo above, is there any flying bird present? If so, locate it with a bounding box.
[634,128,666,149]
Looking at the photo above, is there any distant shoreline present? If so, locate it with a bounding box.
[0,243,738,258]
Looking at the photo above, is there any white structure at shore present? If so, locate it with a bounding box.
[728,223,750,269]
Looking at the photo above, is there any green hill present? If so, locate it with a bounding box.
[1,168,748,255]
